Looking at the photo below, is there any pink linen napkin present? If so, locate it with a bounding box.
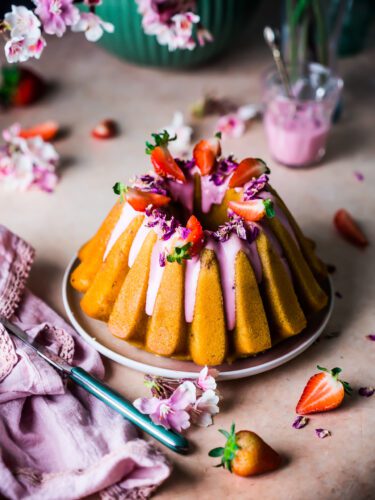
[0,225,171,499]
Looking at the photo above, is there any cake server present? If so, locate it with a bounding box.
[0,316,189,455]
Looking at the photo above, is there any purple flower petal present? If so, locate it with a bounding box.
[292,416,309,429]
[366,334,375,341]
[335,291,343,299]
[315,428,331,439]
[354,171,364,182]
[209,156,238,186]
[243,174,269,200]
[358,387,375,397]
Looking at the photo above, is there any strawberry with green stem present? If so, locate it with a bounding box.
[209,423,281,477]
[229,198,275,222]
[296,366,352,415]
[146,130,186,183]
[113,182,170,211]
[167,215,204,264]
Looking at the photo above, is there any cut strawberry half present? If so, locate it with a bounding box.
[229,158,270,188]
[228,199,275,222]
[151,145,186,183]
[186,215,204,255]
[91,119,118,139]
[296,366,352,415]
[193,135,221,176]
[123,187,170,212]
[334,209,368,248]
[19,120,59,141]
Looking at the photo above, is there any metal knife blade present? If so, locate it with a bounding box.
[0,316,72,374]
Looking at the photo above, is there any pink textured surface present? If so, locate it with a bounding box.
[0,27,374,499]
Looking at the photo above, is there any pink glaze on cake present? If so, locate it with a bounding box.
[200,174,230,213]
[102,168,298,330]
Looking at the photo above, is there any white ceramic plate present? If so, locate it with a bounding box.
[62,256,334,380]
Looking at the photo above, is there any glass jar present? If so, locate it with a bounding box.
[262,63,343,167]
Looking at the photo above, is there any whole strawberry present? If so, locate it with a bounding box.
[0,67,46,107]
[209,424,281,477]
[296,366,352,415]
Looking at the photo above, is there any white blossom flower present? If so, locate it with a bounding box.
[4,6,41,43]
[72,12,114,42]
[191,389,220,427]
[162,111,193,157]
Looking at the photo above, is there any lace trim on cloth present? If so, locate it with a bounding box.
[0,230,35,318]
[0,324,18,381]
[0,227,35,381]
[41,324,75,365]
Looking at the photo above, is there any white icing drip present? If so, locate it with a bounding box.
[200,175,230,213]
[103,202,139,261]
[184,255,201,323]
[146,240,166,316]
[128,223,152,267]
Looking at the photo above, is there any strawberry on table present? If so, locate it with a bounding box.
[209,424,281,477]
[229,198,275,222]
[113,183,170,212]
[146,130,186,182]
[193,132,222,175]
[91,119,118,139]
[0,67,46,107]
[296,366,352,415]
[229,158,270,188]
[334,209,368,248]
[19,121,59,141]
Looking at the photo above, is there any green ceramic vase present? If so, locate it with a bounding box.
[94,0,260,68]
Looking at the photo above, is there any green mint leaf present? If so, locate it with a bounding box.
[112,182,127,202]
[263,199,275,218]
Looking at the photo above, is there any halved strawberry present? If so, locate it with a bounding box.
[91,119,118,139]
[229,158,270,188]
[228,199,274,222]
[19,120,59,141]
[113,183,170,212]
[334,209,368,248]
[126,187,170,212]
[296,366,352,415]
[151,145,186,183]
[186,215,204,255]
[193,134,221,176]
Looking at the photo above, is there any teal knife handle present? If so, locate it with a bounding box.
[70,367,189,454]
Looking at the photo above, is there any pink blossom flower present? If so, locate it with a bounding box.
[134,381,196,432]
[191,389,219,427]
[27,36,47,60]
[4,6,41,42]
[4,37,29,64]
[197,366,217,391]
[72,12,114,42]
[197,26,213,46]
[34,0,80,37]
[217,113,246,139]
[0,124,59,193]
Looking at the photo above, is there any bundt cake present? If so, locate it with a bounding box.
[71,131,328,366]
